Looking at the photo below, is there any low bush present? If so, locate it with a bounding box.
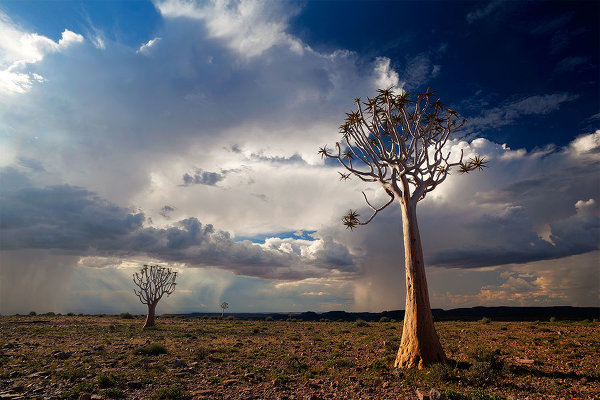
[101,388,125,399]
[379,316,390,322]
[429,362,454,382]
[133,344,168,356]
[119,312,135,319]
[467,361,498,387]
[155,384,187,400]
[196,346,210,360]
[355,319,370,327]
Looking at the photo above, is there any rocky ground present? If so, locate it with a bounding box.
[0,315,598,399]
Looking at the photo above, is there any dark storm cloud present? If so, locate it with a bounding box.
[182,169,226,186]
[0,184,356,280]
[427,204,599,268]
[159,205,175,217]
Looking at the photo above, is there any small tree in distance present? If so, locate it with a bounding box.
[133,264,177,329]
[220,302,229,317]
[319,88,487,368]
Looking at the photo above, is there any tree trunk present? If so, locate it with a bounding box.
[143,303,157,329]
[394,200,446,369]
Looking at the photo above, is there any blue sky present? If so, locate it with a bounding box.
[0,0,598,315]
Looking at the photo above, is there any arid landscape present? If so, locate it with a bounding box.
[1,315,598,399]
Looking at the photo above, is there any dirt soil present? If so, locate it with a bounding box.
[0,315,598,399]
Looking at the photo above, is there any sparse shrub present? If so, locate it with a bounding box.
[265,316,273,321]
[429,362,454,383]
[355,319,369,327]
[119,312,135,319]
[379,316,390,322]
[101,388,124,399]
[369,359,386,370]
[469,390,507,400]
[98,373,119,388]
[480,317,491,324]
[549,316,557,322]
[285,354,308,372]
[133,343,168,356]
[28,311,36,316]
[467,361,498,386]
[324,358,353,368]
[196,347,210,360]
[45,312,56,316]
[66,312,75,316]
[155,384,187,400]
[59,382,94,399]
[467,345,503,371]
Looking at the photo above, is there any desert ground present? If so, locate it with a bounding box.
[0,315,598,399]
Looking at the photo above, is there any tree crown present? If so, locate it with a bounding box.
[320,88,487,229]
[133,264,177,305]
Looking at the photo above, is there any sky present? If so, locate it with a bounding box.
[0,0,598,315]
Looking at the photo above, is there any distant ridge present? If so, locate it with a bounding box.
[174,306,599,322]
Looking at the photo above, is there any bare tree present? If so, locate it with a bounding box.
[133,264,177,329]
[220,302,229,317]
[320,88,487,368]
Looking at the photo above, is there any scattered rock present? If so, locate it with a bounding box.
[392,368,403,378]
[514,357,535,365]
[429,388,445,400]
[92,345,104,351]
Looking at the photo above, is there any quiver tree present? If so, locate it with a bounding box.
[220,302,229,317]
[320,88,486,368]
[133,264,177,328]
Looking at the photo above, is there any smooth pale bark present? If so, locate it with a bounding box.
[394,200,446,369]
[143,302,157,329]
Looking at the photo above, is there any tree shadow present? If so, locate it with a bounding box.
[510,365,599,382]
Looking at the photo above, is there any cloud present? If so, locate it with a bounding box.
[433,251,600,308]
[137,37,161,54]
[159,205,175,218]
[465,93,579,134]
[555,56,588,73]
[182,168,229,186]
[401,54,439,89]
[0,183,357,280]
[465,0,504,24]
[155,0,302,58]
[373,57,399,89]
[0,12,84,94]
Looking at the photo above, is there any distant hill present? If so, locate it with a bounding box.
[174,306,599,322]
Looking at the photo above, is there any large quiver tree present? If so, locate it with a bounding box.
[320,88,486,368]
[133,264,177,329]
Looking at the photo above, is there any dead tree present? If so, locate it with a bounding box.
[319,88,486,368]
[220,302,229,317]
[133,264,177,328]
